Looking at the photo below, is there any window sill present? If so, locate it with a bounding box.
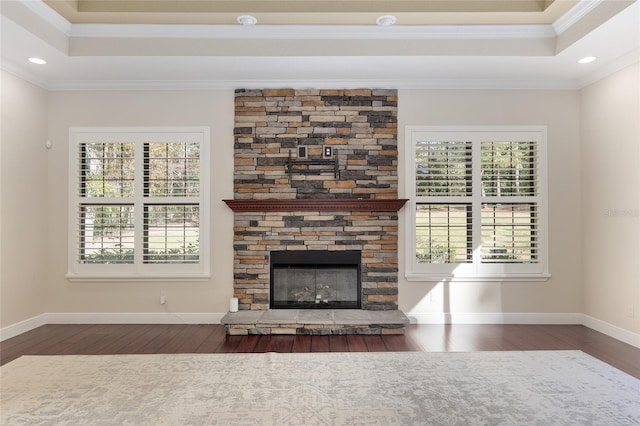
[66,273,211,283]
[405,273,551,283]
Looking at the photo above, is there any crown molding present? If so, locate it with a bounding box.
[7,0,559,42]
[577,50,640,88]
[40,77,581,92]
[69,23,556,40]
[19,0,72,36]
[0,58,50,90]
[13,62,637,91]
[552,0,604,35]
[4,0,633,92]
[0,57,582,92]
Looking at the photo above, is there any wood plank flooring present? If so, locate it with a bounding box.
[1,324,638,379]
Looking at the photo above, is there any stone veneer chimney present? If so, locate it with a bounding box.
[228,89,402,311]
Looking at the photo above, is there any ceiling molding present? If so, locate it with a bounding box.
[68,23,557,40]
[43,0,576,26]
[554,0,636,53]
[20,0,72,36]
[68,0,554,15]
[0,59,50,90]
[38,76,581,92]
[552,0,603,35]
[68,37,556,57]
[577,50,640,88]
[2,0,636,93]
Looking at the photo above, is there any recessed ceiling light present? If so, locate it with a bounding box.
[376,15,397,26]
[28,57,47,65]
[237,15,257,26]
[578,56,597,64]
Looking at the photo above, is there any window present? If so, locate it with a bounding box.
[68,127,210,281]
[405,126,548,281]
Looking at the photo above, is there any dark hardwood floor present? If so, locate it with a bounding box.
[1,324,638,379]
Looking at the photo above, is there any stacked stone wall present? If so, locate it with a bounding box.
[232,89,399,310]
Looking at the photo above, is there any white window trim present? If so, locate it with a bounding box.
[67,126,211,282]
[404,125,550,282]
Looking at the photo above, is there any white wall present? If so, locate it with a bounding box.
[1,86,586,325]
[2,77,637,341]
[45,90,235,317]
[398,90,583,321]
[0,71,49,329]
[39,88,584,322]
[580,62,640,335]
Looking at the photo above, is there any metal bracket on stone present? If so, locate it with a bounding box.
[285,149,339,182]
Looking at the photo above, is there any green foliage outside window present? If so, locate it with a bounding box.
[79,141,200,265]
[415,139,537,265]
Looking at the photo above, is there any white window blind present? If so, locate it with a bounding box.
[416,141,472,196]
[405,127,548,282]
[68,127,210,281]
[480,203,538,263]
[416,203,472,264]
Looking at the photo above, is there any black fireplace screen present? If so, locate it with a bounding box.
[270,250,361,309]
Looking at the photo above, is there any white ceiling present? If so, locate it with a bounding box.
[1,0,638,90]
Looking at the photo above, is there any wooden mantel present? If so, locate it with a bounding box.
[223,198,408,212]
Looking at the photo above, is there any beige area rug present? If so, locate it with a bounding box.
[1,351,638,425]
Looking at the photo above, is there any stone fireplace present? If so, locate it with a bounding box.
[224,88,407,334]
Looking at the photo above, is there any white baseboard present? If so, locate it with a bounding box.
[46,312,225,325]
[2,312,639,349]
[582,314,640,348]
[0,314,48,341]
[407,312,584,325]
[0,313,225,342]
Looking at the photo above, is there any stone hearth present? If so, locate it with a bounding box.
[221,309,409,335]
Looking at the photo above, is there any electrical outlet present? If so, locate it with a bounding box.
[323,145,333,159]
[297,145,308,159]
[627,306,637,319]
[160,291,166,305]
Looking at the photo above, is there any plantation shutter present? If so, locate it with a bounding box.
[68,127,210,281]
[415,140,472,196]
[406,127,548,281]
[77,142,136,264]
[480,141,537,197]
[415,140,473,264]
[479,140,539,264]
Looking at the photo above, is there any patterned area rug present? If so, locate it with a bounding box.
[1,351,638,425]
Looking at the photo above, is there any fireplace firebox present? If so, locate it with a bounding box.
[270,250,361,309]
